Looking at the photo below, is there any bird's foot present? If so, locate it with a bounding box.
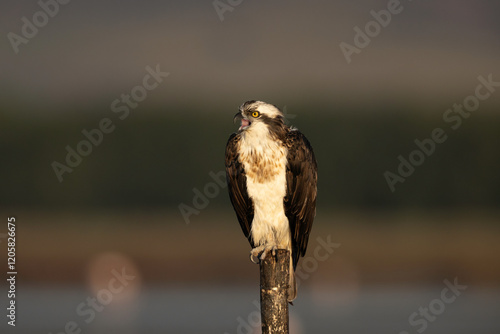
[249,244,278,264]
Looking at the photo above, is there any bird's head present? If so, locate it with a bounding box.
[233,100,285,136]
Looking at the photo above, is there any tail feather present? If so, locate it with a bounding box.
[287,255,297,303]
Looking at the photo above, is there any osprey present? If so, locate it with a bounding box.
[225,100,317,302]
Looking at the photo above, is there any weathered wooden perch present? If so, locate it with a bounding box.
[260,249,290,334]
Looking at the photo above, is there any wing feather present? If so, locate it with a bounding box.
[225,133,254,246]
[284,130,317,269]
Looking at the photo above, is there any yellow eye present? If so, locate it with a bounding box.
[251,111,260,118]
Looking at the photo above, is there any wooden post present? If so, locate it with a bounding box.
[260,249,290,334]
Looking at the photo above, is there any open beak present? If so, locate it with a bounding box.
[233,111,251,131]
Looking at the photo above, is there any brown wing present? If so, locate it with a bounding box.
[225,133,255,247]
[284,129,318,269]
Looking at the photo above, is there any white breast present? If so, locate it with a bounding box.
[238,123,291,249]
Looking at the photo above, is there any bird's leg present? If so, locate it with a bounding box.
[250,245,264,264]
[249,243,278,264]
[260,243,278,260]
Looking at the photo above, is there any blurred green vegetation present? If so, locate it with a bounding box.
[1,102,499,210]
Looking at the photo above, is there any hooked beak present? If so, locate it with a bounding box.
[233,111,251,131]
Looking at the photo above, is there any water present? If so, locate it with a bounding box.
[4,285,499,334]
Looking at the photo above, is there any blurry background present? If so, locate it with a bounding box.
[1,0,499,333]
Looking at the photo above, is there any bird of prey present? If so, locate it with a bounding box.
[225,100,317,302]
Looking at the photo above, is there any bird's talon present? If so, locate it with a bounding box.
[250,253,260,264]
